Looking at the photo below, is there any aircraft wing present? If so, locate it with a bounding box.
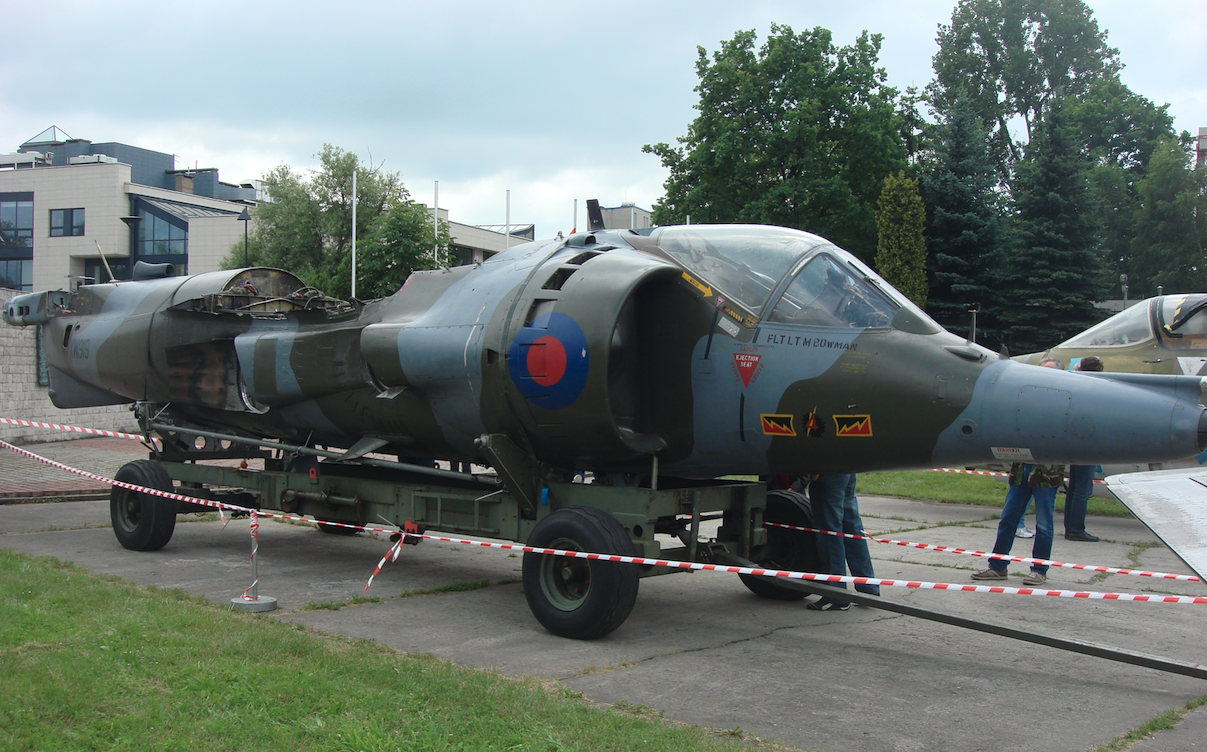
[1106,468,1207,580]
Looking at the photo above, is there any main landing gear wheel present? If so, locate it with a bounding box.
[110,460,177,551]
[522,507,639,639]
[740,490,821,600]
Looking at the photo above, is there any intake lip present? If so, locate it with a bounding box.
[1199,410,1207,454]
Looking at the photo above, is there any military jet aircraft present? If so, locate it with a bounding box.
[7,222,1207,638]
[5,224,1206,480]
[1014,294,1207,479]
[1015,294,1207,376]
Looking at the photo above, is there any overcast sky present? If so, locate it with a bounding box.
[3,1,1204,238]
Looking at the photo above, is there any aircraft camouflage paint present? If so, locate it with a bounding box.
[1015,294,1207,377]
[6,223,1207,477]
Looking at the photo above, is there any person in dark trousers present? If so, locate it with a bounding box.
[808,473,879,611]
[1064,356,1104,542]
[973,463,1065,586]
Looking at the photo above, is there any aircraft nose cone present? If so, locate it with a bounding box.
[932,361,1207,467]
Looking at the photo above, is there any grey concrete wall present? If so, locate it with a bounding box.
[0,288,137,444]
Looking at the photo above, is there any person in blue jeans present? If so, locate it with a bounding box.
[1064,356,1103,542]
[972,463,1064,586]
[808,473,879,611]
[1064,464,1100,541]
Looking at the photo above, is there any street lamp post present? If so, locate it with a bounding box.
[237,208,251,267]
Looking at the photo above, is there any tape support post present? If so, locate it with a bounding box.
[2,433,1206,606]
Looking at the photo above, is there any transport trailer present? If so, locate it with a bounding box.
[108,421,809,639]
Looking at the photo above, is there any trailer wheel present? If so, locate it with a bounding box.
[522,507,639,639]
[110,460,177,551]
[740,490,820,600]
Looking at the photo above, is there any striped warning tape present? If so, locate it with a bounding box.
[930,466,1107,484]
[931,467,1006,478]
[0,417,150,443]
[3,437,1205,605]
[768,522,1200,582]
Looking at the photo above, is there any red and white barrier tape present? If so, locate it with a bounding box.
[3,437,1206,605]
[931,466,1107,484]
[365,539,404,594]
[932,467,1007,478]
[241,513,260,600]
[769,522,1200,582]
[0,417,151,443]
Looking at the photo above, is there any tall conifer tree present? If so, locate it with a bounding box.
[875,172,928,307]
[998,105,1103,353]
[919,98,1004,344]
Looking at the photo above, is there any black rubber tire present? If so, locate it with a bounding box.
[740,490,821,600]
[110,460,177,551]
[522,507,640,639]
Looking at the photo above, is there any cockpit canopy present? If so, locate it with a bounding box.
[651,224,930,331]
[1059,294,1207,350]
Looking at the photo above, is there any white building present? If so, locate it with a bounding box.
[0,126,254,291]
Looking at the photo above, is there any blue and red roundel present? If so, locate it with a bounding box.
[507,312,589,410]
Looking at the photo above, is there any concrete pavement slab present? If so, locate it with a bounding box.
[2,443,1205,750]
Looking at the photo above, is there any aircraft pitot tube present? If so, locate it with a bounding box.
[5,226,1205,479]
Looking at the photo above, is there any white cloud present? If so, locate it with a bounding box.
[3,1,1204,239]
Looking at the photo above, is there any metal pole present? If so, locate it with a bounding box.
[243,218,248,267]
[433,180,440,266]
[230,512,277,612]
[505,190,511,250]
[351,169,357,299]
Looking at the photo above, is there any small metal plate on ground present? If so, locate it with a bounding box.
[230,595,278,612]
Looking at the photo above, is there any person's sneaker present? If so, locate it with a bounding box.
[971,568,1007,580]
[1065,531,1100,542]
[1015,526,1035,539]
[806,599,851,611]
[1022,571,1047,586]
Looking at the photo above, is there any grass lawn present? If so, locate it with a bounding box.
[0,549,750,751]
[856,470,1134,517]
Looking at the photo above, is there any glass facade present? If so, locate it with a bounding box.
[0,193,34,291]
[50,208,85,237]
[134,201,188,274]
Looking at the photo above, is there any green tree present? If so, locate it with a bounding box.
[1065,77,1181,297]
[874,171,927,307]
[998,105,1103,353]
[1127,139,1207,296]
[355,199,453,299]
[930,0,1120,179]
[919,97,1004,343]
[643,24,911,262]
[221,145,441,298]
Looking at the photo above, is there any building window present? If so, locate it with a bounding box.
[1,196,34,249]
[0,259,31,291]
[0,193,34,291]
[83,258,129,285]
[138,208,186,256]
[50,208,85,237]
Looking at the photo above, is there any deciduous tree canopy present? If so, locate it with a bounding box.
[222,145,447,300]
[643,24,911,263]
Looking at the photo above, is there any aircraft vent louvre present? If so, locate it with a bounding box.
[565,251,602,266]
[542,267,579,291]
[523,298,558,327]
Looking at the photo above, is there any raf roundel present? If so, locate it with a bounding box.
[507,312,589,410]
